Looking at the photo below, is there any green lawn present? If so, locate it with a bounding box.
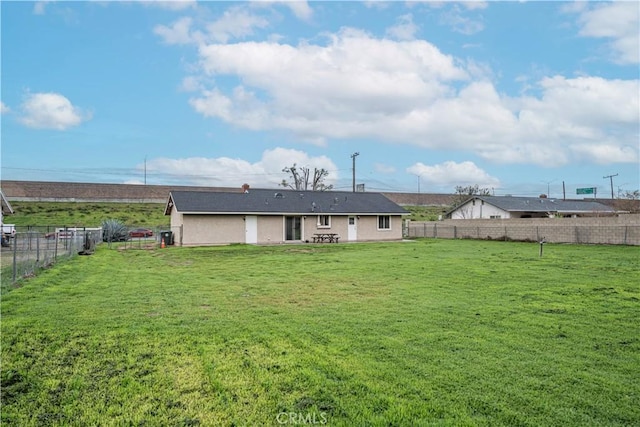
[1,240,638,426]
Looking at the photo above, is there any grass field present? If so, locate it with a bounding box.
[7,202,170,229]
[1,239,638,426]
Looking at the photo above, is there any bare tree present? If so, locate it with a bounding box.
[451,184,492,207]
[281,164,333,191]
[614,189,640,213]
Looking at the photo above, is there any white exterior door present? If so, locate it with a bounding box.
[245,215,257,244]
[347,216,357,241]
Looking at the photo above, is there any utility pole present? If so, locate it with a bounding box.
[144,156,147,185]
[603,173,618,199]
[541,179,556,197]
[351,152,359,192]
[413,173,422,193]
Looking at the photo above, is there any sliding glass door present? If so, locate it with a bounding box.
[285,216,301,241]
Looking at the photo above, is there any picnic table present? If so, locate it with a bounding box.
[312,233,340,243]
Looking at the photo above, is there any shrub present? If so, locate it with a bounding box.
[101,219,129,242]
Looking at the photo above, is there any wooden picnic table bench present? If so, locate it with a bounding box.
[312,233,340,243]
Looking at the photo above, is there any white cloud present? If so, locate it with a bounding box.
[33,1,50,15]
[573,1,639,64]
[407,161,500,189]
[142,148,338,187]
[154,17,198,45]
[154,6,270,45]
[385,14,419,41]
[363,1,390,11]
[206,6,270,43]
[0,102,10,114]
[282,1,313,21]
[176,25,637,168]
[19,92,90,130]
[251,1,313,21]
[569,143,639,165]
[439,4,485,35]
[462,2,488,11]
[191,28,468,141]
[142,0,196,11]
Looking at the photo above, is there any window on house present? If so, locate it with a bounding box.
[378,215,391,230]
[317,215,331,228]
[489,215,502,219]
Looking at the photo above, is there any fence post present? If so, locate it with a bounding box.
[36,233,40,263]
[434,223,437,239]
[624,225,628,245]
[12,234,18,283]
[454,226,457,239]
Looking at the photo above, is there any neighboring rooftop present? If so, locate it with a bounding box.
[466,195,616,214]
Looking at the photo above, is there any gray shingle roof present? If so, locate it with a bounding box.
[166,189,410,215]
[473,196,615,213]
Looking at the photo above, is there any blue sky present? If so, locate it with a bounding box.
[1,1,638,198]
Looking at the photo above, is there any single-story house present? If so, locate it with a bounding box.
[446,195,616,219]
[164,188,409,246]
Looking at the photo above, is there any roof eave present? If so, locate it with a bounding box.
[176,211,408,215]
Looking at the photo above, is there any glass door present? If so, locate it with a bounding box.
[285,216,301,241]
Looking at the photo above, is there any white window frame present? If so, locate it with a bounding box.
[377,215,391,230]
[317,215,331,229]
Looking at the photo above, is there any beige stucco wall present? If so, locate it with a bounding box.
[303,215,345,241]
[171,211,405,246]
[355,215,403,241]
[257,216,285,243]
[302,215,403,242]
[181,215,245,246]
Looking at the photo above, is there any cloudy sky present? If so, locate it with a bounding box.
[1,1,638,197]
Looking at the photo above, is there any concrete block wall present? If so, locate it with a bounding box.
[407,214,640,245]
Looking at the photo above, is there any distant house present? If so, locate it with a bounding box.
[164,188,409,246]
[1,190,14,223]
[446,196,616,219]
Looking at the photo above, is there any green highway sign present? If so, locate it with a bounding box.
[576,187,595,195]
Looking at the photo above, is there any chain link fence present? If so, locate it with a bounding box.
[1,230,102,293]
[1,225,181,293]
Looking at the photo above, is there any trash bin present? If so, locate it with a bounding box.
[160,231,173,246]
